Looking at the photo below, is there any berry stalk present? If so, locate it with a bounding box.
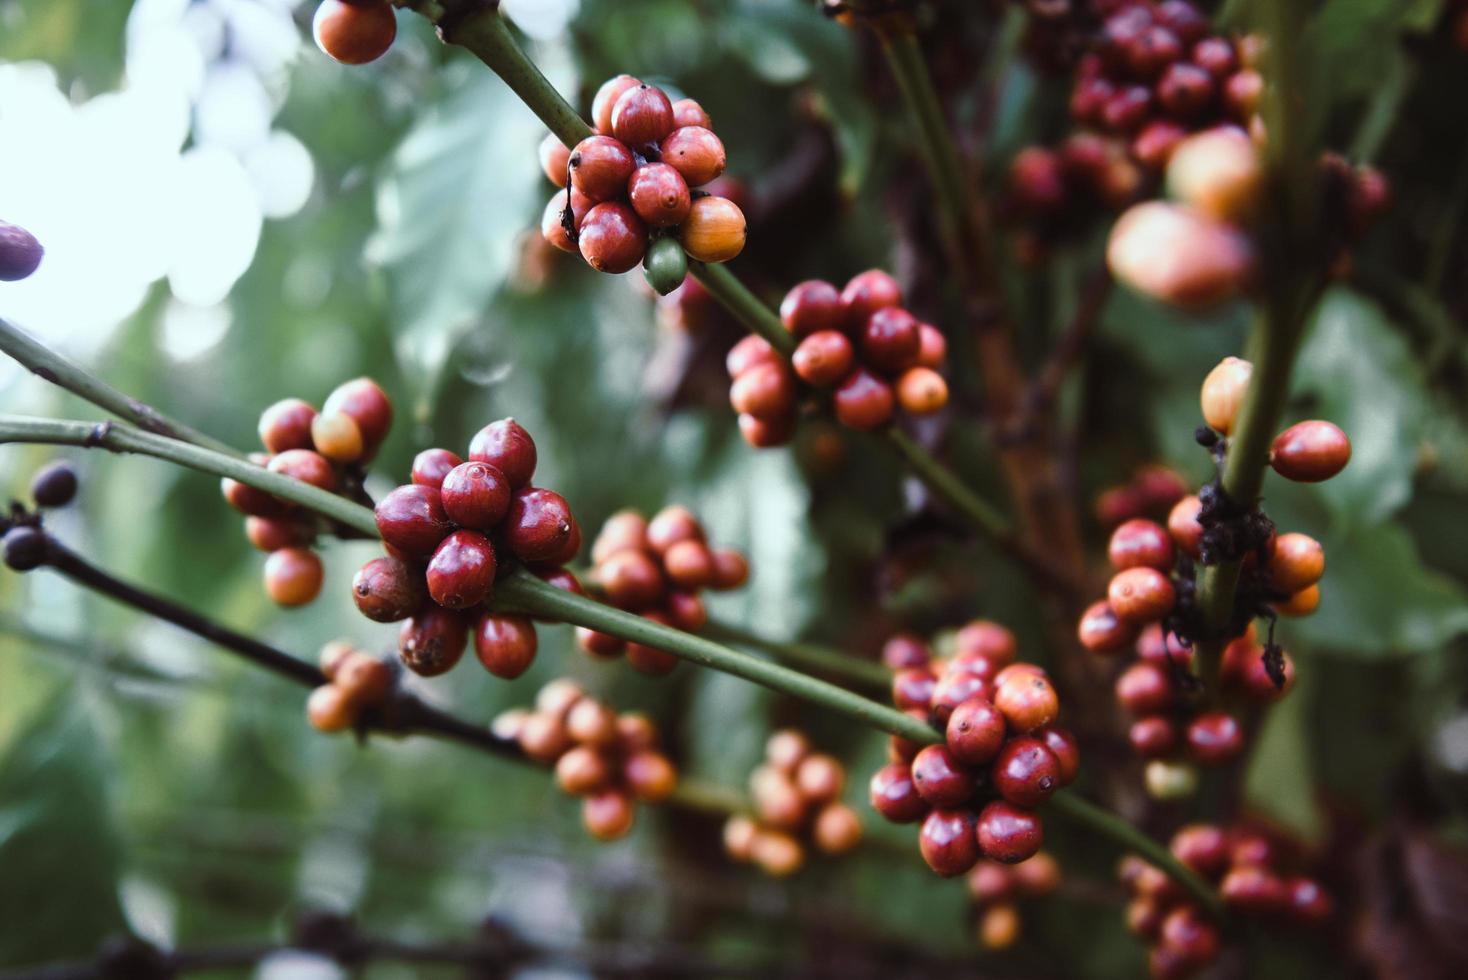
[700,618,892,692]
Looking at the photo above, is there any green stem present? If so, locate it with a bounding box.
[700,619,891,691]
[688,262,794,357]
[0,317,240,458]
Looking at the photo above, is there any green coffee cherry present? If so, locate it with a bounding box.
[642,236,688,296]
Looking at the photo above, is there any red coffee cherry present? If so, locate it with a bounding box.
[795,753,845,804]
[268,448,337,492]
[1159,906,1219,969]
[1157,62,1215,118]
[504,487,578,565]
[711,548,749,589]
[915,323,947,368]
[591,509,649,563]
[1155,1,1208,43]
[336,652,394,705]
[920,808,981,877]
[954,620,1017,665]
[1270,420,1351,483]
[945,697,1006,766]
[1102,84,1154,132]
[792,330,855,388]
[1167,494,1204,557]
[891,667,937,711]
[813,802,863,855]
[1036,726,1080,785]
[222,462,290,519]
[1131,119,1188,170]
[833,368,895,431]
[680,195,744,263]
[375,484,454,557]
[1224,69,1263,119]
[0,220,44,281]
[425,530,497,609]
[625,750,678,803]
[1078,600,1138,654]
[737,412,795,448]
[611,83,675,147]
[1008,147,1067,213]
[870,762,928,823]
[307,685,357,732]
[541,188,594,252]
[556,745,611,796]
[1108,567,1176,622]
[1192,37,1238,78]
[729,361,796,421]
[627,162,692,227]
[565,698,618,747]
[591,74,642,134]
[930,670,992,724]
[860,307,922,375]
[911,744,974,808]
[1220,865,1290,915]
[245,516,312,552]
[313,0,397,65]
[726,335,778,378]
[658,126,726,187]
[780,280,844,337]
[599,549,665,608]
[1115,662,1175,715]
[977,801,1044,864]
[468,418,537,488]
[1108,518,1175,571]
[352,555,426,622]
[398,605,469,676]
[665,590,707,630]
[323,377,393,452]
[663,539,715,590]
[440,461,512,530]
[259,398,317,454]
[840,269,902,328]
[263,547,323,606]
[576,627,625,658]
[1186,711,1244,766]
[579,201,647,274]
[1128,715,1180,758]
[539,133,570,187]
[1286,877,1334,927]
[670,97,711,129]
[568,135,636,202]
[882,633,931,670]
[994,670,1059,732]
[1267,532,1324,594]
[646,507,702,556]
[992,738,1061,807]
[410,448,462,489]
[1129,25,1185,79]
[583,789,636,840]
[1236,646,1296,702]
[1170,823,1230,876]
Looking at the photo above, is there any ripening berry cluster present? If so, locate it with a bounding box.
[578,507,748,675]
[966,852,1061,951]
[224,378,394,608]
[0,461,79,574]
[726,270,950,448]
[0,218,44,281]
[1123,823,1331,979]
[306,640,396,733]
[492,680,678,842]
[356,419,584,680]
[312,0,397,66]
[1094,464,1189,530]
[539,75,743,291]
[722,730,863,878]
[869,623,1079,877]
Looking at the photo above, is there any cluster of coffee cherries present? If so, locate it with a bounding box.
[725,271,949,447]
[1094,463,1189,530]
[965,851,1061,951]
[0,218,44,281]
[722,730,862,878]
[539,75,742,292]
[869,623,1079,876]
[1123,823,1331,978]
[578,507,748,675]
[223,379,394,608]
[492,679,678,841]
[305,640,397,733]
[357,419,583,680]
[312,1,396,65]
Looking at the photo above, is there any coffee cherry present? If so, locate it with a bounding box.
[352,555,426,622]
[780,280,844,337]
[1129,715,1179,758]
[642,235,688,296]
[591,75,642,133]
[468,418,537,489]
[680,195,745,263]
[662,590,705,631]
[841,270,902,328]
[833,368,895,431]
[1192,37,1237,78]
[992,738,1061,808]
[619,750,675,803]
[751,766,807,830]
[504,487,579,565]
[659,126,726,187]
[1157,63,1215,120]
[306,685,357,732]
[245,516,311,552]
[663,539,715,590]
[591,510,649,563]
[465,614,537,680]
[1077,600,1138,654]
[1009,147,1067,213]
[994,662,1045,688]
[1037,727,1080,785]
[539,133,570,187]
[945,698,1009,767]
[1159,906,1219,968]
[1132,119,1188,170]
[791,330,854,388]
[556,745,611,796]
[1237,646,1296,702]
[437,461,510,531]
[895,367,949,416]
[1224,69,1263,119]
[567,135,636,202]
[794,753,845,804]
[930,671,992,725]
[1170,823,1230,876]
[425,530,496,609]
[710,548,749,589]
[1186,711,1244,766]
[730,361,796,420]
[1107,201,1254,309]
[915,323,948,369]
[751,829,805,876]
[583,789,636,840]
[313,0,396,65]
[1103,85,1154,131]
[1270,420,1351,482]
[1129,26,1184,80]
[977,801,1044,864]
[911,745,973,808]
[860,307,921,375]
[1109,567,1177,623]
[626,162,692,228]
[882,633,931,670]
[375,484,453,557]
[267,449,337,494]
[579,201,648,274]
[1220,864,1289,914]
[1168,127,1261,222]
[336,653,394,705]
[518,711,570,762]
[1116,662,1175,715]
[920,808,981,877]
[261,547,322,606]
[2,525,46,571]
[813,802,863,855]
[649,506,705,555]
[259,398,317,454]
[1276,584,1320,617]
[891,667,938,711]
[563,699,617,748]
[869,762,929,823]
[1287,877,1334,927]
[1200,355,1253,436]
[737,412,795,448]
[1108,519,1175,571]
[726,334,779,378]
[611,84,675,147]
[626,615,680,675]
[765,729,811,773]
[27,461,76,509]
[978,903,1021,951]
[0,220,44,280]
[398,606,469,676]
[994,671,1059,732]
[888,708,934,764]
[318,643,350,682]
[1266,532,1324,594]
[598,548,665,609]
[618,713,660,754]
[670,98,711,129]
[310,411,363,465]
[1166,494,1204,557]
[323,377,393,451]
[541,188,593,253]
[1144,759,1199,800]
